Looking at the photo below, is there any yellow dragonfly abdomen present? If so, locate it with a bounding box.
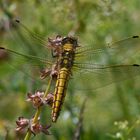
[52,68,69,122]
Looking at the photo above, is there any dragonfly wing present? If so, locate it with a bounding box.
[0,20,54,88]
[70,63,140,91]
[3,20,52,61]
[75,36,140,64]
[72,36,140,91]
[0,46,53,88]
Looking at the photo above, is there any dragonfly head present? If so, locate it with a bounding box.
[48,36,78,56]
[62,36,78,49]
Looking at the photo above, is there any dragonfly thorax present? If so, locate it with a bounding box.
[60,50,75,69]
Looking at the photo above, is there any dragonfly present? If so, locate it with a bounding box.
[0,20,140,122]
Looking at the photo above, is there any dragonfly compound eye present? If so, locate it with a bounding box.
[62,36,78,48]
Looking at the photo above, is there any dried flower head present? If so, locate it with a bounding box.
[48,35,63,57]
[48,35,63,49]
[30,121,51,135]
[40,64,58,80]
[45,93,54,107]
[16,117,29,132]
[27,91,44,108]
[16,117,51,136]
[27,91,54,108]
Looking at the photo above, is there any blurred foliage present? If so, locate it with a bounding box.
[0,0,140,139]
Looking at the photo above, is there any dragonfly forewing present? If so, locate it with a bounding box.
[75,35,140,65]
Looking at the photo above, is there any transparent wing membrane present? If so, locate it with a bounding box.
[0,47,52,65]
[0,20,55,91]
[75,36,140,64]
[0,47,52,84]
[7,20,51,60]
[70,35,140,90]
[14,20,48,49]
[70,64,140,91]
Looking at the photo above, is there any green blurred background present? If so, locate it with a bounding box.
[0,0,140,139]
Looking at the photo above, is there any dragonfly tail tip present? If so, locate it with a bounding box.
[52,116,57,123]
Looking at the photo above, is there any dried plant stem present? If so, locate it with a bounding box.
[24,77,52,140]
[73,97,87,140]
[44,77,52,98]
[24,130,31,140]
